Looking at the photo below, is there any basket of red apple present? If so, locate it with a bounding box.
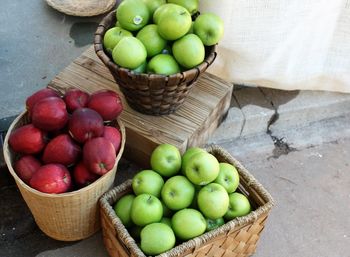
[2,87,126,241]
[94,0,222,115]
[99,144,274,257]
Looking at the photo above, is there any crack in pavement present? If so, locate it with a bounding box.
[259,88,297,159]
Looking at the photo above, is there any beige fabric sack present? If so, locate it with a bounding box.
[200,0,350,93]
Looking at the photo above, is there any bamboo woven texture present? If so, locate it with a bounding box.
[99,145,274,257]
[45,0,116,17]
[3,90,126,241]
[94,10,218,116]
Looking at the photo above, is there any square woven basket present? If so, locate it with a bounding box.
[99,145,274,257]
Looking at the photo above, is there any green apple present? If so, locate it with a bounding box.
[162,201,173,217]
[136,24,167,57]
[147,54,180,75]
[172,34,205,69]
[185,151,220,185]
[103,27,133,53]
[193,13,224,46]
[142,0,166,17]
[181,147,206,174]
[150,144,181,177]
[206,217,225,232]
[132,169,164,197]
[214,163,240,193]
[197,183,229,219]
[171,208,206,240]
[130,193,163,226]
[160,217,172,227]
[112,37,147,69]
[132,61,147,74]
[186,21,195,35]
[224,192,251,220]
[140,223,175,255]
[114,194,135,228]
[116,0,150,31]
[167,0,199,15]
[161,175,195,210]
[115,21,121,27]
[157,5,192,40]
[153,3,177,24]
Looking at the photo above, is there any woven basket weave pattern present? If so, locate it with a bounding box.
[3,90,126,241]
[94,10,217,115]
[99,145,274,257]
[45,0,116,17]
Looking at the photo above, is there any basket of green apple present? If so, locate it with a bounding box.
[94,0,222,115]
[99,144,274,257]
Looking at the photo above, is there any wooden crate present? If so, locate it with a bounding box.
[48,46,233,167]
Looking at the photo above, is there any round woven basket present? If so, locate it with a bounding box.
[94,10,217,115]
[45,0,116,17]
[3,111,126,241]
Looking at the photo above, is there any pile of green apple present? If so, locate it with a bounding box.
[114,144,252,255]
[103,0,224,75]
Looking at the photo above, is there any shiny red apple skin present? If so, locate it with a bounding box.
[29,164,72,194]
[68,108,104,143]
[14,155,42,184]
[63,89,90,113]
[83,137,116,175]
[87,90,123,121]
[73,161,100,188]
[103,126,122,154]
[9,124,47,154]
[42,134,81,166]
[26,88,60,116]
[31,97,69,131]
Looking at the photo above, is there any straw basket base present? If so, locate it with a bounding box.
[45,0,115,17]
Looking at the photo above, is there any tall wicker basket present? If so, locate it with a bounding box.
[94,10,217,116]
[3,109,126,241]
[99,145,274,257]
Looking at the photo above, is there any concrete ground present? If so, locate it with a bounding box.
[1,1,350,257]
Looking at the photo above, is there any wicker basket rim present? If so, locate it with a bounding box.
[99,144,274,257]
[94,9,218,80]
[3,110,126,199]
[45,0,116,17]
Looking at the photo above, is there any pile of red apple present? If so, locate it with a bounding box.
[8,88,123,194]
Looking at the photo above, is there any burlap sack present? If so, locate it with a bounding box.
[200,0,350,93]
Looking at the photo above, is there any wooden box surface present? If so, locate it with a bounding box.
[48,46,233,167]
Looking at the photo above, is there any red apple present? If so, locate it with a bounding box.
[31,97,69,131]
[14,155,41,184]
[42,134,81,166]
[30,164,72,194]
[103,126,122,154]
[83,137,116,175]
[26,88,60,116]
[63,88,90,113]
[9,124,47,154]
[87,90,123,121]
[68,108,104,143]
[73,161,100,188]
